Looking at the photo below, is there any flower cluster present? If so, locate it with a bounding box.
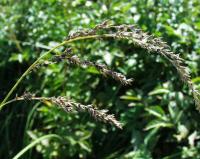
[66,21,198,110]
[15,92,122,129]
[34,47,133,85]
[107,24,200,110]
[50,96,122,129]
[66,20,111,40]
[24,20,200,126]
[65,54,133,85]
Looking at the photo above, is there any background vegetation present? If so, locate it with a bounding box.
[0,0,200,158]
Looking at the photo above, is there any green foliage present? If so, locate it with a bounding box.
[1,0,200,159]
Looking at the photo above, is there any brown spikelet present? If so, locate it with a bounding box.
[50,96,123,129]
[66,20,111,40]
[34,47,133,85]
[15,92,122,129]
[66,55,133,85]
[68,101,122,129]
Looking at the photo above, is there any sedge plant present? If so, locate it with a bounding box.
[0,20,200,129]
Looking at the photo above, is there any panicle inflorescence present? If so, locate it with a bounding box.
[106,24,200,110]
[34,47,133,85]
[50,96,122,129]
[66,20,111,40]
[3,20,200,134]
[32,20,200,110]
[16,92,122,129]
[64,54,133,85]
[70,21,198,110]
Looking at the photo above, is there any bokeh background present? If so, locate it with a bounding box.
[1,0,200,158]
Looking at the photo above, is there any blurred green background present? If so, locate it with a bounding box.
[1,0,200,158]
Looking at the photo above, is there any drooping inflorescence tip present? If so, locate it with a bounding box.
[50,96,122,129]
[66,55,133,85]
[14,93,122,129]
[33,47,133,86]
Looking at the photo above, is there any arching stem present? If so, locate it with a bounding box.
[0,34,113,110]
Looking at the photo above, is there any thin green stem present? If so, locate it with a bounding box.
[0,41,66,108]
[0,34,113,110]
[12,134,62,159]
[0,97,49,110]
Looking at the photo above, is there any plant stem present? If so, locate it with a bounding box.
[0,41,65,109]
[12,134,62,159]
[0,97,50,110]
[0,34,113,110]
